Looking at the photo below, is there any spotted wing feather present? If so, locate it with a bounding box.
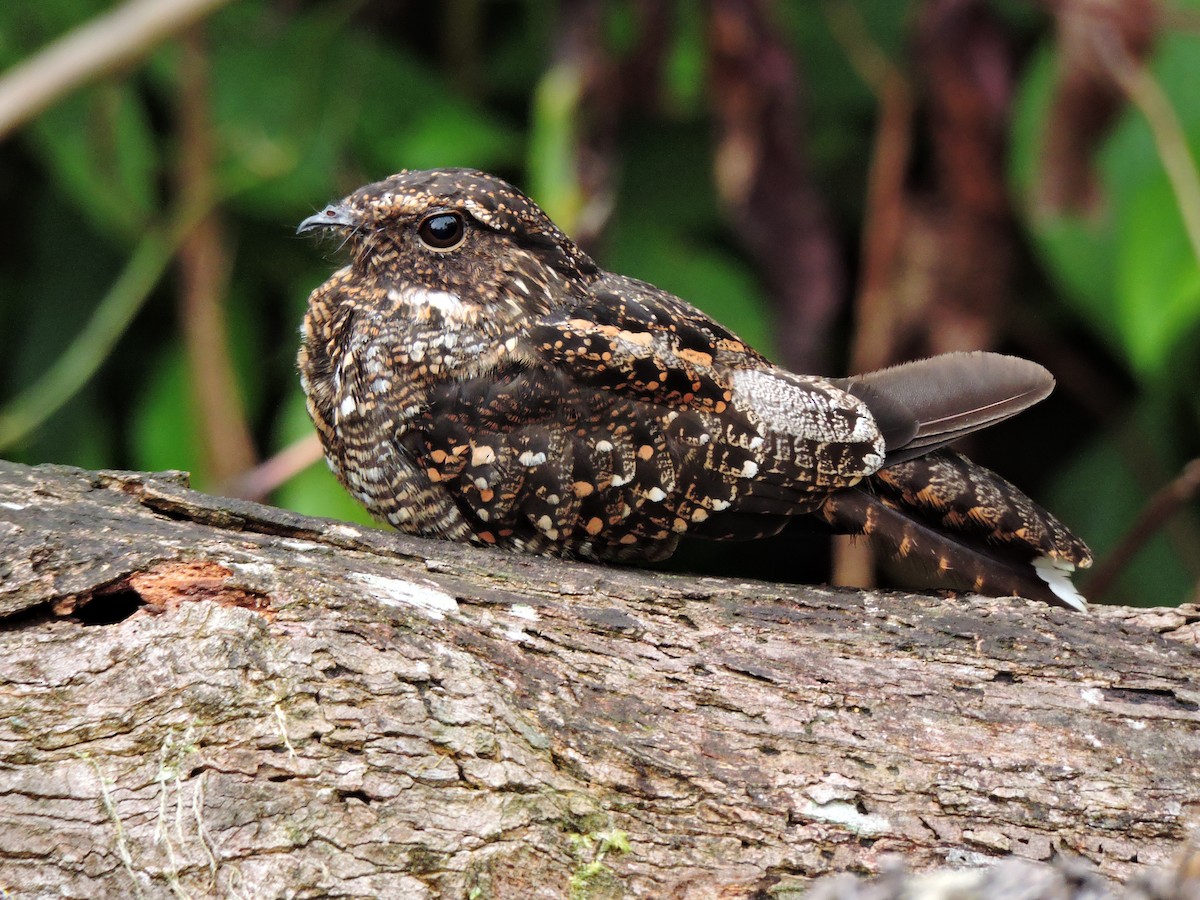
[530,275,888,494]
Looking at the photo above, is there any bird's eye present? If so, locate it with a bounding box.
[417,212,466,251]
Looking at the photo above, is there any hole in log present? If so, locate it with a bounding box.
[53,560,272,624]
[73,587,146,625]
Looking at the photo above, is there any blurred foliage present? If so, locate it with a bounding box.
[1008,4,1200,605]
[1,0,1198,606]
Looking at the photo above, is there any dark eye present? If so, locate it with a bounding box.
[417,211,466,250]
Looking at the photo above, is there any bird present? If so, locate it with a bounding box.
[297,168,1092,610]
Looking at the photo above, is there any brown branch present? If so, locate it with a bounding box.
[175,29,256,483]
[221,433,323,502]
[1036,0,1158,216]
[1086,458,1200,602]
[0,0,236,139]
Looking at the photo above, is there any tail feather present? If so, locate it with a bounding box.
[819,450,1091,611]
[835,353,1055,464]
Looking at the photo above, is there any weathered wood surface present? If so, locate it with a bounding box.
[0,459,1198,899]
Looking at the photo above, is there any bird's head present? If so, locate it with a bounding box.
[298,168,598,316]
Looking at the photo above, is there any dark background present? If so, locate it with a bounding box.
[1,0,1197,607]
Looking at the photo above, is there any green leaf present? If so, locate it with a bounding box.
[528,64,586,232]
[27,84,159,241]
[2,194,123,461]
[353,39,520,176]
[663,3,705,115]
[195,4,363,217]
[0,0,112,68]
[130,345,205,485]
[1012,28,1200,379]
[1009,44,1119,334]
[371,101,520,173]
[1114,175,1200,377]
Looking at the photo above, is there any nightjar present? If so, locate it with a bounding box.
[298,168,1091,609]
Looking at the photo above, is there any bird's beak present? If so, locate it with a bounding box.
[297,203,357,235]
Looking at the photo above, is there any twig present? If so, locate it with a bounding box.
[176,29,257,482]
[219,434,324,501]
[0,0,236,140]
[823,0,916,377]
[1092,24,1200,266]
[1086,458,1200,601]
[822,0,905,97]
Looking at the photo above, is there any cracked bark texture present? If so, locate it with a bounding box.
[0,460,1198,899]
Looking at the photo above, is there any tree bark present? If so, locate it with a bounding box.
[0,459,1198,899]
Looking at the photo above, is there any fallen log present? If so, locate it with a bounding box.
[0,460,1197,898]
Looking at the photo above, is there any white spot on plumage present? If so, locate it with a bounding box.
[595,439,614,452]
[1033,557,1087,612]
[740,460,759,478]
[388,285,467,314]
[646,487,667,503]
[848,412,875,442]
[518,450,547,467]
[610,473,629,487]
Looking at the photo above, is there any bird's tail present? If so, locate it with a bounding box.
[819,449,1092,610]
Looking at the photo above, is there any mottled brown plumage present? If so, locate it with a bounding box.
[298,168,1092,608]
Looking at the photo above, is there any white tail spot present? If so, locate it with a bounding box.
[1033,557,1087,612]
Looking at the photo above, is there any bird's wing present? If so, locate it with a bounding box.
[405,361,799,559]
[526,274,889,487]
[524,275,762,416]
[403,269,884,555]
